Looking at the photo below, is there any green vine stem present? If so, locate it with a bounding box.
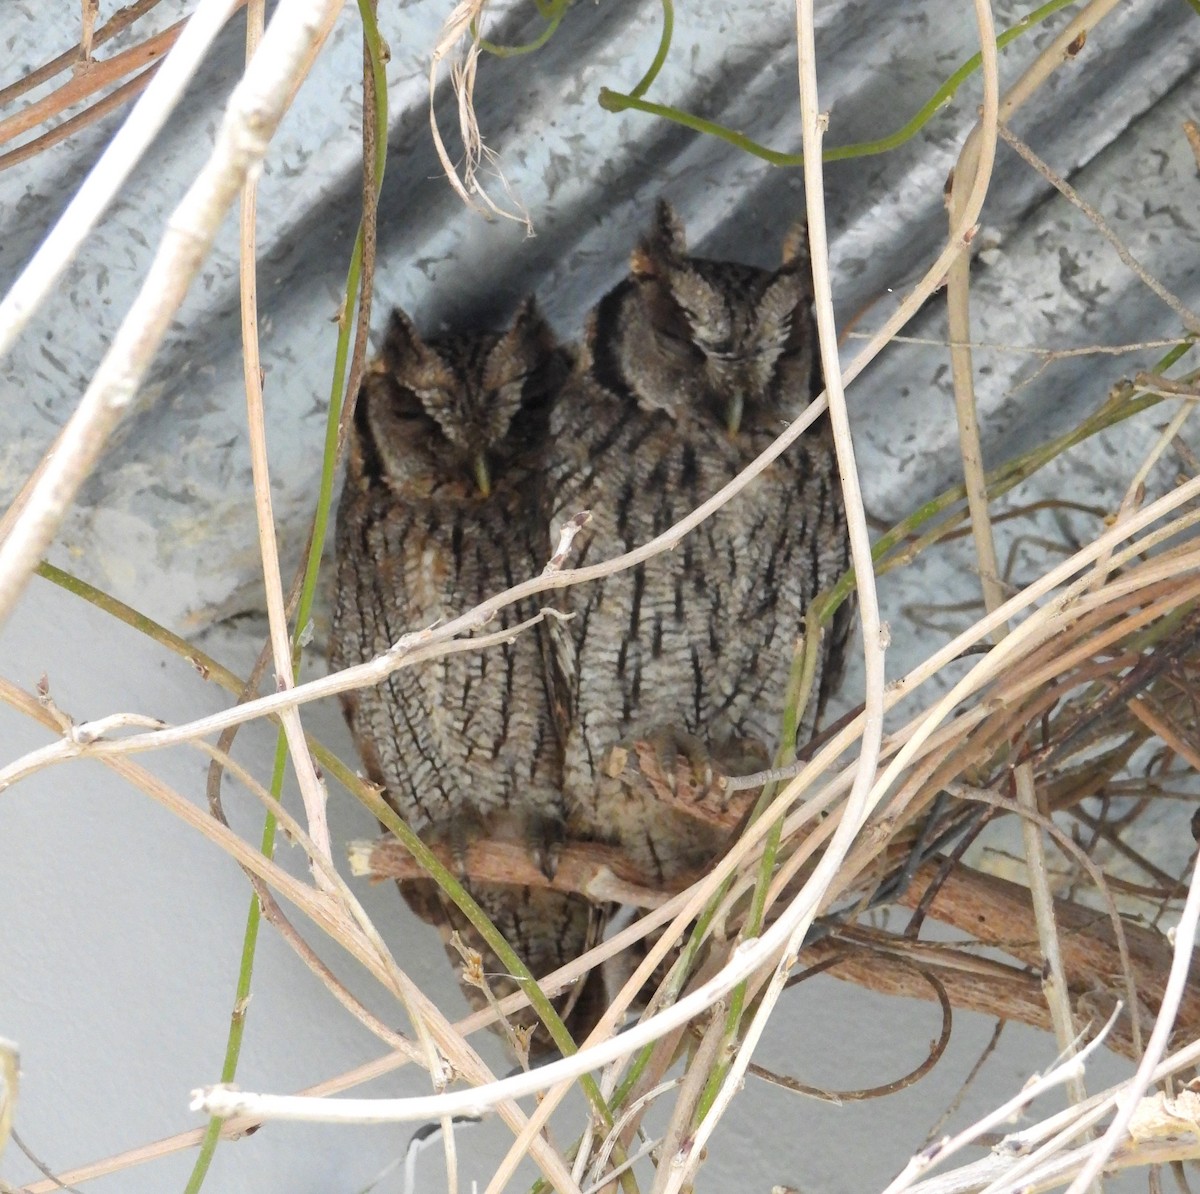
[477,0,569,58]
[184,3,390,1189]
[821,339,1195,626]
[600,0,1077,166]
[31,327,1192,1175]
[627,0,673,99]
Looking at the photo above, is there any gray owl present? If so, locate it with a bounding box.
[547,201,853,884]
[328,301,607,1052]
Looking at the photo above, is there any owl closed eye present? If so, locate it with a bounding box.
[351,295,566,501]
[590,199,818,434]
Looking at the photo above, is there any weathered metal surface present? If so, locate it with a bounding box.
[2,3,1198,1191]
[3,1,1197,627]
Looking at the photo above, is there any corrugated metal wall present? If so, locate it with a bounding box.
[4,1,1197,628]
[2,3,1198,1191]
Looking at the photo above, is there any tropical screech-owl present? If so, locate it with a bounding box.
[328,300,607,1051]
[547,201,853,883]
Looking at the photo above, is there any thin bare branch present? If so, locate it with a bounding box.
[0,65,162,175]
[881,1006,1120,1194]
[1065,841,1200,1191]
[237,56,332,869]
[0,611,555,789]
[998,122,1200,336]
[0,0,241,361]
[844,331,1189,359]
[0,0,165,109]
[0,18,187,153]
[0,0,343,630]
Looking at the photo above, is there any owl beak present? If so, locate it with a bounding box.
[726,393,744,437]
[473,453,492,497]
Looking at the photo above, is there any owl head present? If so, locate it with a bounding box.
[351,297,566,500]
[592,200,816,435]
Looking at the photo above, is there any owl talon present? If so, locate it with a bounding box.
[636,726,725,808]
[600,744,629,780]
[446,819,477,880]
[526,811,566,881]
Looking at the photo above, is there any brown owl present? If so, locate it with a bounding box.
[328,300,607,1052]
[547,201,853,884]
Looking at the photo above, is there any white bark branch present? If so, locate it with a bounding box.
[0,0,346,630]
[0,0,242,360]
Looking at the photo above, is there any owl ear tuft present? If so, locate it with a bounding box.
[502,295,557,358]
[756,270,808,358]
[480,299,562,447]
[381,308,427,371]
[631,199,688,277]
[780,220,811,269]
[512,293,541,325]
[772,218,811,316]
[485,297,560,394]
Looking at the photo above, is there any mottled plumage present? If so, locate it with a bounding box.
[547,201,853,882]
[328,300,605,1050]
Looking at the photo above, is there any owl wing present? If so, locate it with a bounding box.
[814,589,856,729]
[539,594,578,751]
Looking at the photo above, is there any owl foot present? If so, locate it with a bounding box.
[524,810,566,881]
[446,818,478,880]
[631,726,728,814]
[586,730,742,886]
